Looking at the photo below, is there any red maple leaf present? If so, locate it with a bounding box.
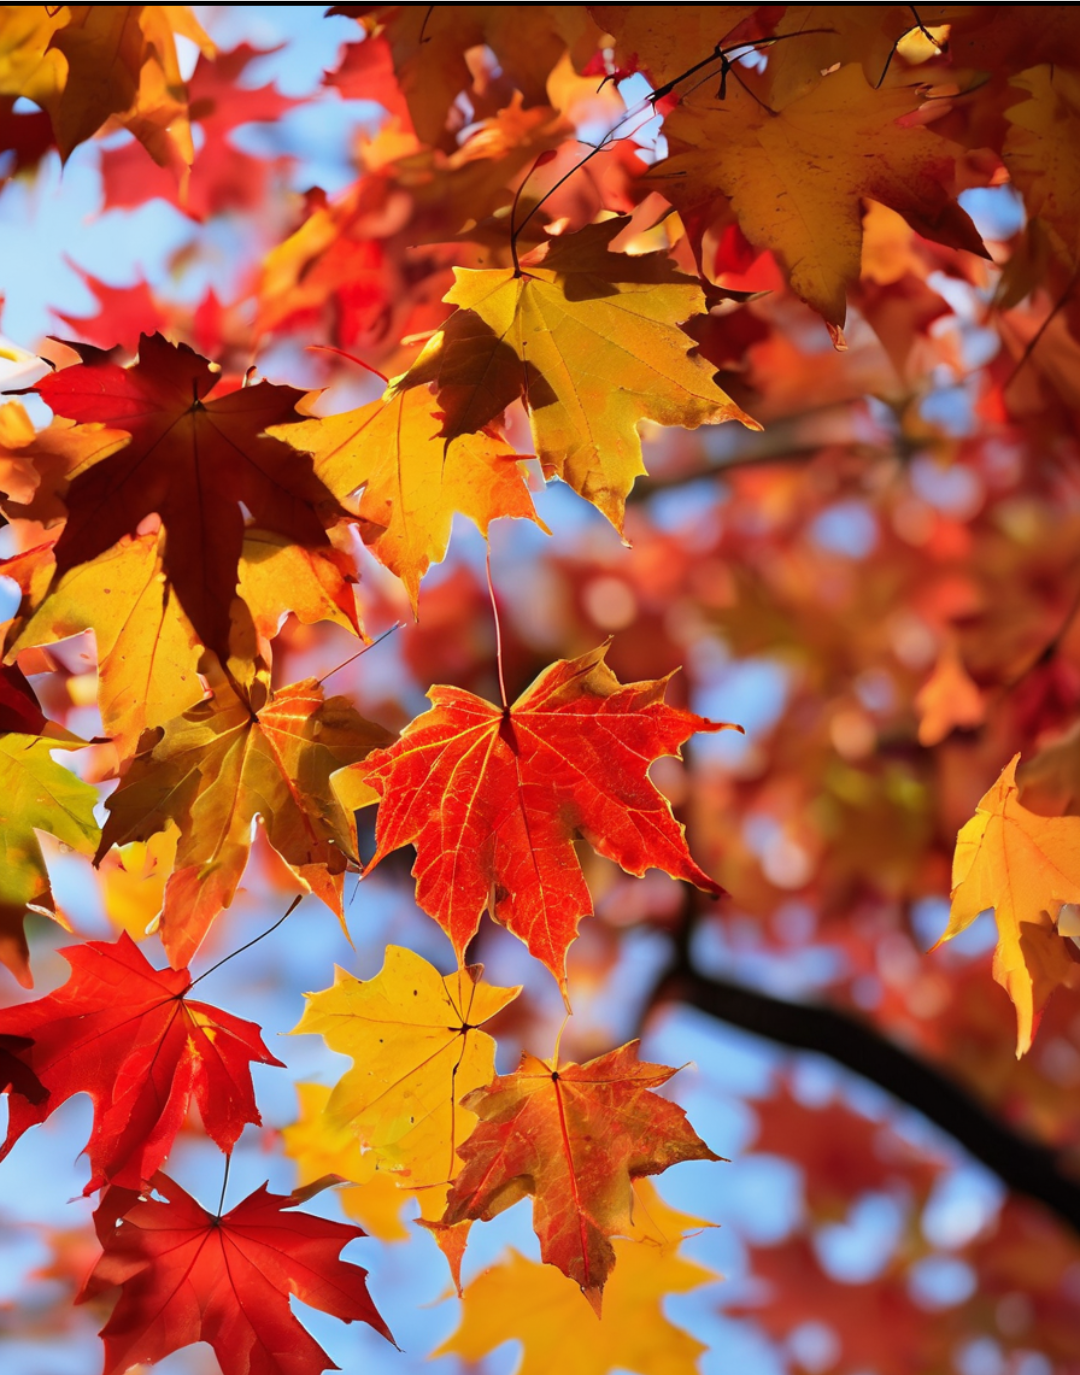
[348,643,737,992]
[80,1173,394,1375]
[442,1040,720,1306]
[100,43,302,220]
[0,933,283,1192]
[35,333,338,660]
[0,662,46,733]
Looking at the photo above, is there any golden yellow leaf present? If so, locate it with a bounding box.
[938,754,1080,1054]
[275,386,542,609]
[656,64,983,329]
[96,667,390,968]
[434,1180,717,1375]
[281,1083,410,1243]
[292,946,519,1219]
[400,218,756,531]
[9,532,204,760]
[97,829,179,942]
[1003,65,1080,263]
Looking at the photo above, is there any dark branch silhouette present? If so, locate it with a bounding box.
[653,958,1080,1239]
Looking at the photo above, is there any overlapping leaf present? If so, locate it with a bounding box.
[442,1040,719,1305]
[436,1181,716,1375]
[938,754,1080,1054]
[656,64,984,330]
[282,1082,411,1243]
[0,5,212,167]
[346,643,735,991]
[0,723,99,987]
[81,1172,393,1375]
[399,218,757,530]
[0,932,282,1191]
[33,333,339,662]
[294,945,519,1281]
[275,385,543,608]
[97,669,391,968]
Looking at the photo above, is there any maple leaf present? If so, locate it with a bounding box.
[80,1172,394,1375]
[293,945,519,1282]
[938,755,1080,1054]
[398,218,758,530]
[282,1082,411,1243]
[435,1180,716,1373]
[356,4,602,144]
[273,385,544,609]
[442,1040,720,1306]
[345,643,736,992]
[8,531,204,760]
[0,724,99,988]
[99,42,300,220]
[97,668,391,968]
[588,4,761,87]
[915,640,984,746]
[0,932,282,1192]
[1003,66,1080,263]
[0,660,45,734]
[655,64,985,331]
[33,333,339,662]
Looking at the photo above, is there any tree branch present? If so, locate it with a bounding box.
[656,963,1080,1237]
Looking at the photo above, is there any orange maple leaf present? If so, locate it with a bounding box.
[346,643,738,993]
[441,1040,720,1308]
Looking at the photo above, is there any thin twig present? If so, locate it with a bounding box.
[189,895,303,989]
[317,622,402,687]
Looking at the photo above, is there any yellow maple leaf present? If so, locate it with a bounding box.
[274,387,543,610]
[656,63,983,330]
[434,1180,717,1375]
[938,754,1080,1054]
[1003,65,1080,263]
[0,5,213,170]
[281,1083,410,1243]
[9,532,204,760]
[399,217,757,531]
[293,945,519,1281]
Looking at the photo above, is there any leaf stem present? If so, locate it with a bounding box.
[485,548,508,710]
[217,1152,232,1219]
[317,622,402,686]
[189,895,303,989]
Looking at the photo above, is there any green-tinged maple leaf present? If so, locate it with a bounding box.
[397,218,758,531]
[0,725,100,987]
[938,754,1080,1054]
[96,668,391,968]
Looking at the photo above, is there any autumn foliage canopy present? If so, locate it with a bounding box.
[4,4,1080,1373]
